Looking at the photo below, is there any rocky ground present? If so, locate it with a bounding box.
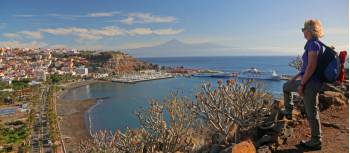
[273,80,349,153]
[277,105,348,153]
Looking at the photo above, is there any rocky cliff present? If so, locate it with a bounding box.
[81,51,157,74]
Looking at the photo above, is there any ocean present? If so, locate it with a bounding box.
[61,56,298,133]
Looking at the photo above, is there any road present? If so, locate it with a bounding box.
[30,86,53,153]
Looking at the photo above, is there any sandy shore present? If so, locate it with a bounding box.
[57,97,96,152]
[56,80,105,152]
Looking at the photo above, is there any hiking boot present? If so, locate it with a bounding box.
[299,139,322,150]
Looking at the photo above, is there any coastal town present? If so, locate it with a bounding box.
[0,47,244,152]
[0,47,180,152]
[0,47,170,82]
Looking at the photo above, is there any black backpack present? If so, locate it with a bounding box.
[315,41,341,83]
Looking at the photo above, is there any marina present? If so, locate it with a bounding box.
[111,72,175,83]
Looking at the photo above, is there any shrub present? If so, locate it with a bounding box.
[192,79,272,144]
[288,55,302,71]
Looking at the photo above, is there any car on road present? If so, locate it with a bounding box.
[43,139,52,147]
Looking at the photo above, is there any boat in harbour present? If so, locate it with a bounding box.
[237,68,281,80]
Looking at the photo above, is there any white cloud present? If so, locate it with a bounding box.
[46,12,119,20]
[0,40,47,48]
[120,17,134,25]
[2,26,184,44]
[87,11,119,17]
[47,13,81,20]
[13,14,36,17]
[19,31,43,39]
[120,13,176,25]
[89,26,124,37]
[3,33,20,39]
[3,31,43,40]
[38,26,183,40]
[41,27,88,35]
[153,28,184,35]
[128,28,153,36]
[127,28,184,36]
[40,26,125,41]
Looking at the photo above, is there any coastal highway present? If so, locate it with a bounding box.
[30,86,53,153]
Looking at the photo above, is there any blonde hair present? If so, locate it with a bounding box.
[304,19,324,38]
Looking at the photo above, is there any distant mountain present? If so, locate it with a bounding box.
[125,39,237,57]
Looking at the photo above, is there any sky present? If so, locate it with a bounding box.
[0,0,349,56]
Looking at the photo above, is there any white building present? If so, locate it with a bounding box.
[96,73,108,79]
[75,66,88,76]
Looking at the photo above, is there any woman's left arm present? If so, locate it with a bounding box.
[301,51,318,86]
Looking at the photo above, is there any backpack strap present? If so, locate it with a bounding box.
[318,41,329,48]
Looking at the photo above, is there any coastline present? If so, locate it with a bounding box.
[86,99,103,136]
[57,79,108,98]
[56,79,104,152]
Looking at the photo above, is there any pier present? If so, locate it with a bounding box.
[111,72,174,83]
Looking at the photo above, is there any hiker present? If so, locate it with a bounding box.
[282,19,324,150]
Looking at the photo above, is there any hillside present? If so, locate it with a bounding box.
[81,51,158,74]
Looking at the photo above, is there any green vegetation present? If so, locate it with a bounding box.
[0,121,28,146]
[0,79,33,106]
[47,85,60,142]
[48,74,76,84]
[0,78,31,90]
[0,82,8,90]
[0,84,39,152]
[11,79,30,90]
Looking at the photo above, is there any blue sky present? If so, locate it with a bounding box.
[0,0,348,56]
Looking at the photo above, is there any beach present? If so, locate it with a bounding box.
[57,97,96,152]
[56,80,104,152]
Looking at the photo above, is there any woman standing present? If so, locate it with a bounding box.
[282,19,324,150]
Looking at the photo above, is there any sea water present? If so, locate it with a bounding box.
[62,56,298,133]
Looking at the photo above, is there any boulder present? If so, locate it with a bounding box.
[319,91,347,110]
[231,140,256,153]
[321,83,343,93]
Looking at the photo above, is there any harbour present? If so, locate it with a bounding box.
[111,72,175,83]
